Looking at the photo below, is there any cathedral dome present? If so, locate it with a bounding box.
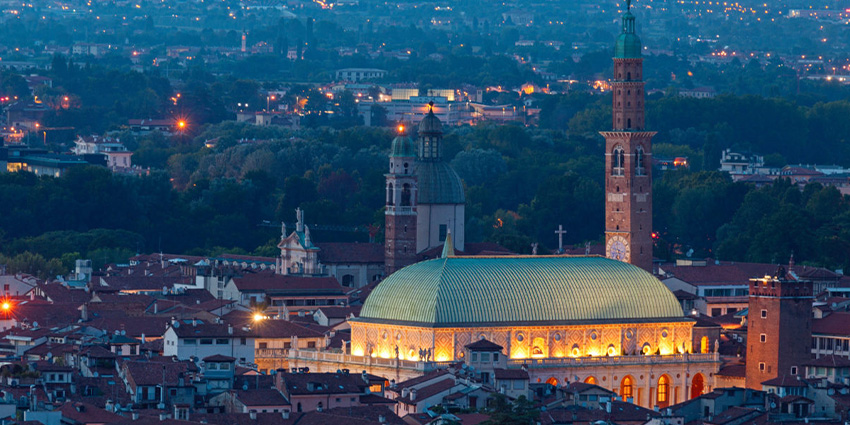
[359,256,684,326]
[419,108,443,134]
[390,134,416,158]
[415,161,465,204]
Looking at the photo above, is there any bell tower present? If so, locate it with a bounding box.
[601,3,655,272]
[385,124,418,275]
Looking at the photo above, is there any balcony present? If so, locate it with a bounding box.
[256,348,289,358]
[508,352,720,369]
[287,349,719,372]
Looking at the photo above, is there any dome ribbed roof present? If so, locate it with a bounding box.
[390,135,416,158]
[419,110,443,134]
[416,161,465,204]
[358,256,685,326]
[615,33,642,59]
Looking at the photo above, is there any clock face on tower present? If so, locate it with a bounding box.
[606,235,630,262]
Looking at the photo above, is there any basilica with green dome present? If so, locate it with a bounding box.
[290,5,721,410]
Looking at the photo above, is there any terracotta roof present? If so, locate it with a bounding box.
[396,378,456,404]
[234,388,290,407]
[494,368,528,380]
[706,406,764,425]
[222,312,324,339]
[84,316,172,338]
[803,355,850,368]
[170,322,254,338]
[231,273,345,295]
[123,360,195,388]
[716,364,746,378]
[36,283,91,305]
[58,401,123,424]
[395,369,451,391]
[316,243,385,264]
[279,372,367,396]
[464,339,503,351]
[659,261,780,286]
[99,276,193,291]
[761,375,807,387]
[813,312,850,336]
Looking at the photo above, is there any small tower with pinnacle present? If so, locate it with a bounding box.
[385,124,418,275]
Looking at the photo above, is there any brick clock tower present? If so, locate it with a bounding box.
[601,3,654,272]
[384,125,418,275]
[745,270,813,390]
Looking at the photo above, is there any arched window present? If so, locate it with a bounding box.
[545,377,558,387]
[700,336,709,354]
[341,274,355,287]
[620,376,634,401]
[627,71,632,80]
[401,184,412,206]
[627,118,632,129]
[657,375,671,407]
[612,147,625,176]
[691,374,705,399]
[386,183,393,205]
[635,146,646,176]
[584,376,597,385]
[297,403,302,412]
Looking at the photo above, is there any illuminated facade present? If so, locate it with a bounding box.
[291,256,720,408]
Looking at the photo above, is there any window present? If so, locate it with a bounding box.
[759,362,765,371]
[220,363,230,370]
[401,184,412,206]
[791,366,798,375]
[200,339,213,345]
[259,342,268,349]
[207,363,218,370]
[493,353,499,361]
[513,380,525,390]
[471,353,478,362]
[760,334,766,343]
[216,339,229,345]
[611,147,625,176]
[240,338,247,345]
[635,146,646,175]
[657,375,670,405]
[307,341,316,349]
[761,309,767,318]
[711,308,722,316]
[481,353,490,362]
[342,275,355,287]
[439,224,448,242]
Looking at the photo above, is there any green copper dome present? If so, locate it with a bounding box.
[416,161,465,204]
[358,256,685,326]
[390,135,416,158]
[615,11,642,59]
